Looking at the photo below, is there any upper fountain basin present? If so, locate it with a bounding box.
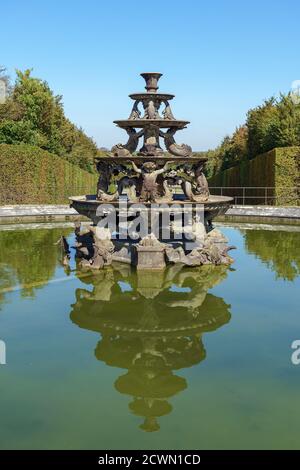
[114,119,190,128]
[129,93,175,101]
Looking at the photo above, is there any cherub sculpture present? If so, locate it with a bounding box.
[130,160,172,202]
[183,163,210,202]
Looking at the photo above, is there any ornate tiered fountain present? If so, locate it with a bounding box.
[69,73,234,270]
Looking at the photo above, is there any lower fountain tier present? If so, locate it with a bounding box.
[69,195,233,225]
[114,119,189,129]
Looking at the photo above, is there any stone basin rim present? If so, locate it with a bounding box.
[129,93,175,100]
[69,195,233,206]
[114,119,190,128]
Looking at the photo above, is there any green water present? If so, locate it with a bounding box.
[0,224,299,449]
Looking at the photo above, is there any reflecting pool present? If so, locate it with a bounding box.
[0,224,299,449]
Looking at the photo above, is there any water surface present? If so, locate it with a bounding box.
[0,224,299,449]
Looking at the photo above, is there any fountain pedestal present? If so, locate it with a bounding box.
[136,244,166,271]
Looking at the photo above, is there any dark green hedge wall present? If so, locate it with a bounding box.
[0,144,98,204]
[208,147,300,205]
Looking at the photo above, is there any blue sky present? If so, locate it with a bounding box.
[1,0,299,150]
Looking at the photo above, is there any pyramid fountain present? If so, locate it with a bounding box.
[69,73,234,270]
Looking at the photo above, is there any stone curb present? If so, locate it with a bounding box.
[0,204,299,225]
[225,205,300,218]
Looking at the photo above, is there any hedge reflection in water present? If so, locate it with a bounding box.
[0,227,72,305]
[244,229,300,281]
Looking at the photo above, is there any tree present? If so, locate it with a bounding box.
[0,68,98,172]
[206,91,300,177]
[246,98,279,158]
[273,94,300,147]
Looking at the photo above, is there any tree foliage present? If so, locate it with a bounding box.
[204,94,300,177]
[0,67,98,172]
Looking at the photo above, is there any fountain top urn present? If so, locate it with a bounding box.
[140,72,162,93]
[129,73,175,101]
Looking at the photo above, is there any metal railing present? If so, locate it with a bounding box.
[209,186,300,206]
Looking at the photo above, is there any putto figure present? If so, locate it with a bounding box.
[183,163,210,202]
[130,160,171,202]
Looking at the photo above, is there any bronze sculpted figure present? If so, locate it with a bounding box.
[128,100,141,120]
[161,128,192,157]
[96,161,112,196]
[130,160,172,202]
[117,175,139,202]
[111,128,144,156]
[193,163,210,198]
[74,223,115,269]
[110,143,131,157]
[139,124,163,156]
[162,100,175,120]
[143,99,158,120]
[183,163,210,202]
[154,178,173,203]
[96,161,119,201]
[123,127,144,153]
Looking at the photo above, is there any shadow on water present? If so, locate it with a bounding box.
[70,264,232,432]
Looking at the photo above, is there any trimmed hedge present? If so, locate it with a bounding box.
[0,144,98,204]
[208,147,300,205]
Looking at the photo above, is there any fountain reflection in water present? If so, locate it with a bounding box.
[70,264,232,432]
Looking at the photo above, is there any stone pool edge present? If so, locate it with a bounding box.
[0,204,299,225]
[217,205,300,226]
